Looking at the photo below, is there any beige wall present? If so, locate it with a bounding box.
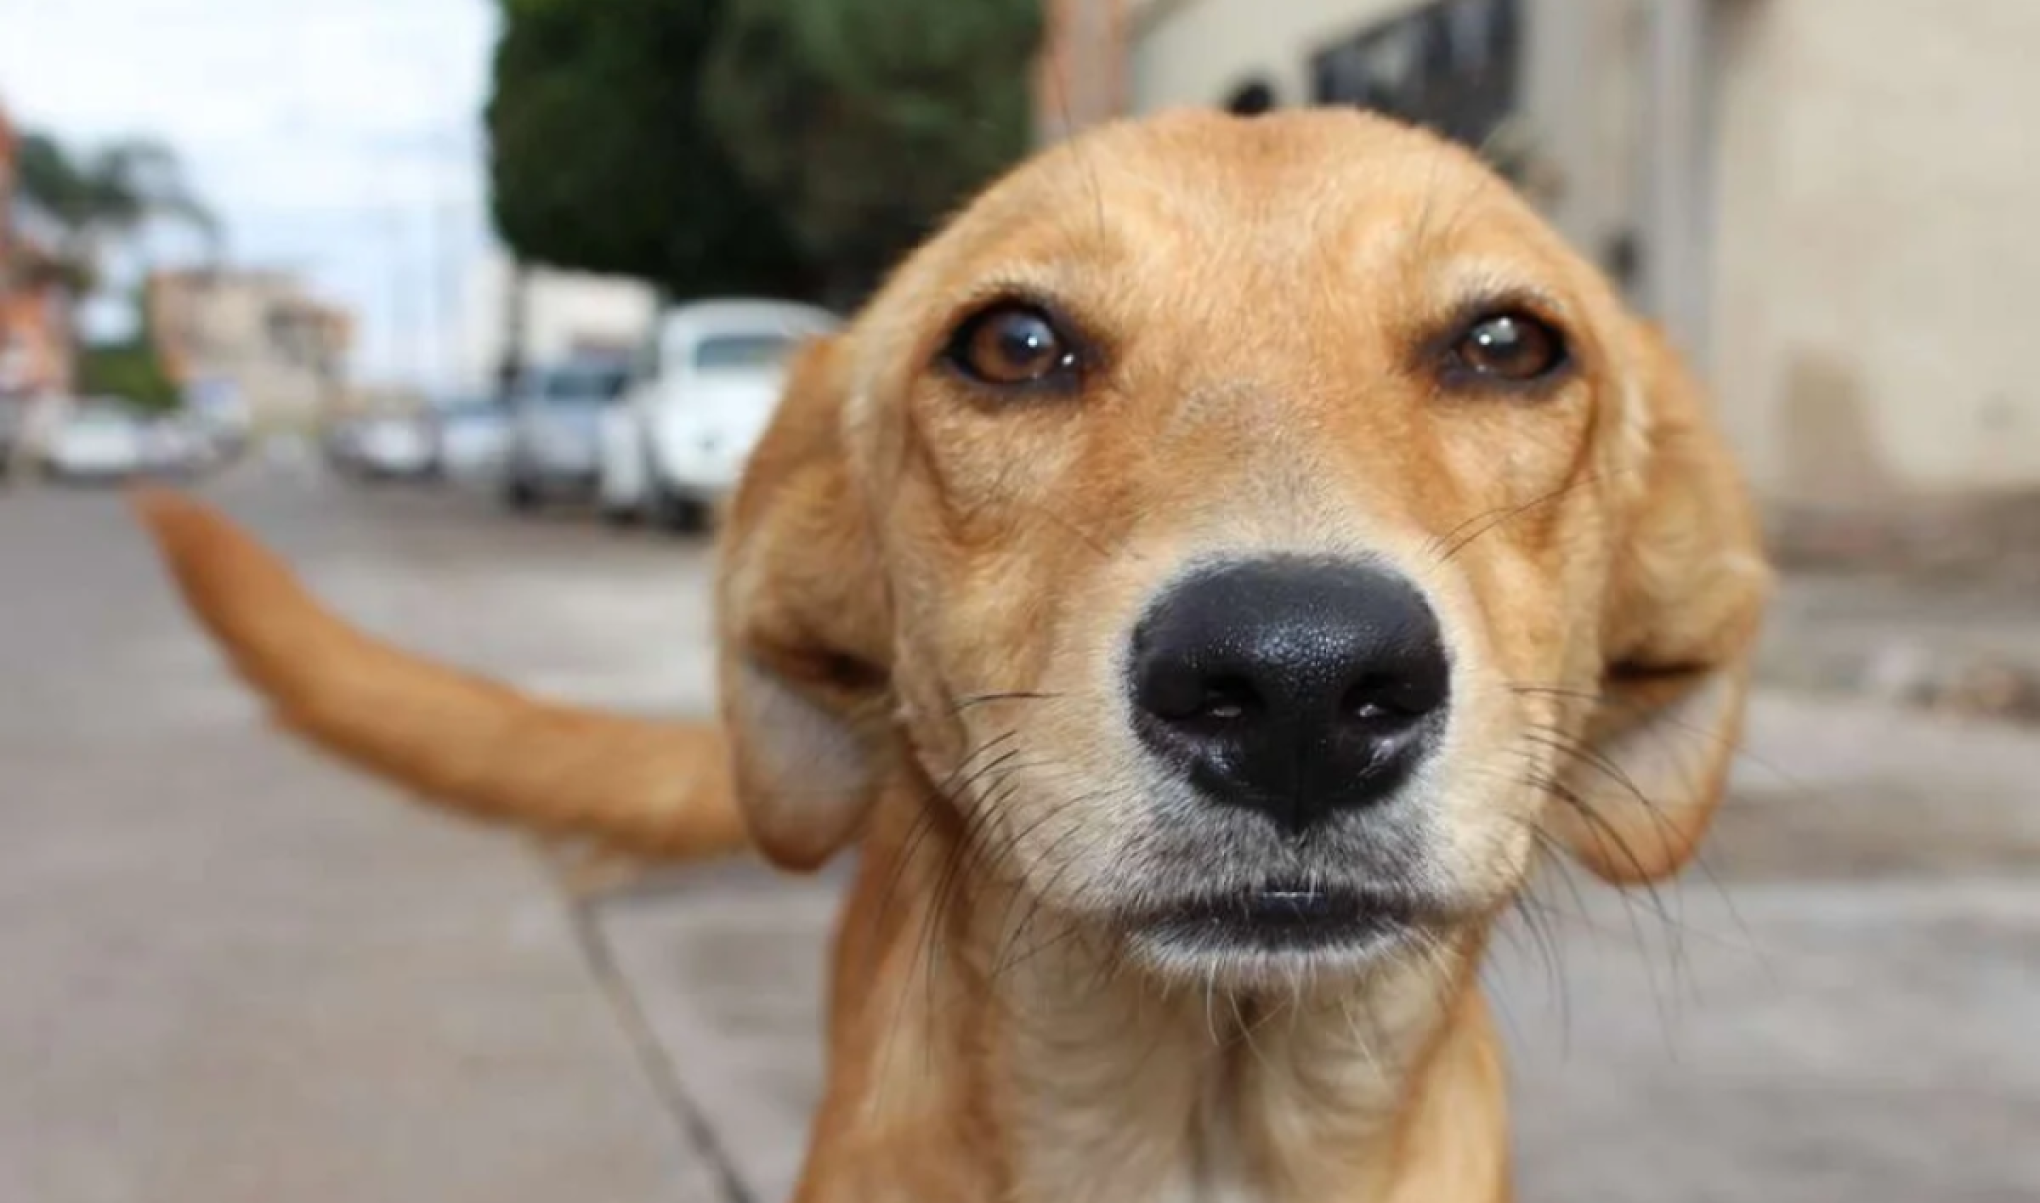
[456,253,655,392]
[1131,0,1423,114]
[1711,0,2040,500]
[151,272,350,429]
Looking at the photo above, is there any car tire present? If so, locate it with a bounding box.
[502,469,541,512]
[651,487,709,535]
[601,501,642,528]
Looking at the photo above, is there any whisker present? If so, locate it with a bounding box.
[949,690,1064,715]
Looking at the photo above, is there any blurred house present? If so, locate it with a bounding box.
[456,251,656,395]
[0,100,76,404]
[146,269,354,429]
[1044,0,2040,504]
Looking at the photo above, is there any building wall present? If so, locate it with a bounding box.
[0,103,15,279]
[149,271,352,429]
[0,103,77,400]
[1130,0,1421,116]
[455,251,656,394]
[0,292,72,397]
[1710,0,2040,501]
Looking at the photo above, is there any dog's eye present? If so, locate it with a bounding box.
[1448,312,1568,384]
[945,303,1081,390]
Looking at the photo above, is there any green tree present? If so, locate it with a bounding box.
[13,133,219,296]
[700,0,1043,303]
[484,0,813,311]
[15,132,218,410]
[78,338,181,412]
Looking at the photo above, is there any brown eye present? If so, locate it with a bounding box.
[945,303,1082,390]
[1449,312,1568,384]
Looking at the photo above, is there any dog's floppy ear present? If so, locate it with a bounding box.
[1547,325,1772,885]
[715,335,893,870]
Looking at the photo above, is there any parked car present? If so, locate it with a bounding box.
[350,413,438,480]
[598,300,838,530]
[187,382,253,460]
[321,417,368,475]
[501,357,631,510]
[140,413,218,478]
[38,400,147,481]
[429,396,509,486]
[0,399,23,479]
[322,411,439,481]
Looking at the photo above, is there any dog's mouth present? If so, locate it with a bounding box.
[1129,882,1421,957]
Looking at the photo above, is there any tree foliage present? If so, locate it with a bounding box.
[484,0,1043,307]
[484,0,813,302]
[13,132,219,294]
[79,338,181,412]
[12,131,219,299]
[700,0,1043,302]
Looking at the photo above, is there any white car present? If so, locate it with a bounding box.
[429,397,510,486]
[502,358,632,510]
[40,401,147,481]
[599,299,838,530]
[140,414,218,477]
[353,414,438,479]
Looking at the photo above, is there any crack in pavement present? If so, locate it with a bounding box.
[566,897,760,1203]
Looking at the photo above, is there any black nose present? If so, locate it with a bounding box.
[1129,558,1450,834]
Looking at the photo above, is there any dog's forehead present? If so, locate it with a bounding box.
[862,109,1584,349]
[969,110,1538,264]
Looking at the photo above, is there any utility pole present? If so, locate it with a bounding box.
[428,127,465,396]
[496,256,527,401]
[384,208,402,398]
[1640,0,1713,367]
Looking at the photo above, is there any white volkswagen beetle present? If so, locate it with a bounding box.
[598,299,839,531]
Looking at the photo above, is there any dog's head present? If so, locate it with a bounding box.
[717,110,1769,985]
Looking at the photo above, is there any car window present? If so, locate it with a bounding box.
[435,396,496,417]
[694,333,795,373]
[633,330,662,383]
[542,366,629,405]
[73,407,135,430]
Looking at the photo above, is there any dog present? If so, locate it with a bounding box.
[137,108,1769,1202]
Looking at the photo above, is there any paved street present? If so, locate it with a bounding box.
[3,461,2037,1203]
[0,464,735,1203]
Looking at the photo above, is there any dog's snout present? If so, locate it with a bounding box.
[1129,558,1449,833]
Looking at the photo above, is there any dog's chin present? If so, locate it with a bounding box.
[1117,882,1448,989]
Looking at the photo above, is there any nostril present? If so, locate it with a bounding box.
[1192,674,1259,724]
[1139,663,1263,728]
[1340,673,1445,729]
[1343,683,1399,726]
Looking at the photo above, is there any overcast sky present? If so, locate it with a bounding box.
[1,0,497,386]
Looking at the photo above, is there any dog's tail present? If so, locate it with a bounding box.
[131,489,749,861]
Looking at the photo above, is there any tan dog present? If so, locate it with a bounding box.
[138,109,1768,1202]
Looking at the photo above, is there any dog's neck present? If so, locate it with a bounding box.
[798,783,1510,1203]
